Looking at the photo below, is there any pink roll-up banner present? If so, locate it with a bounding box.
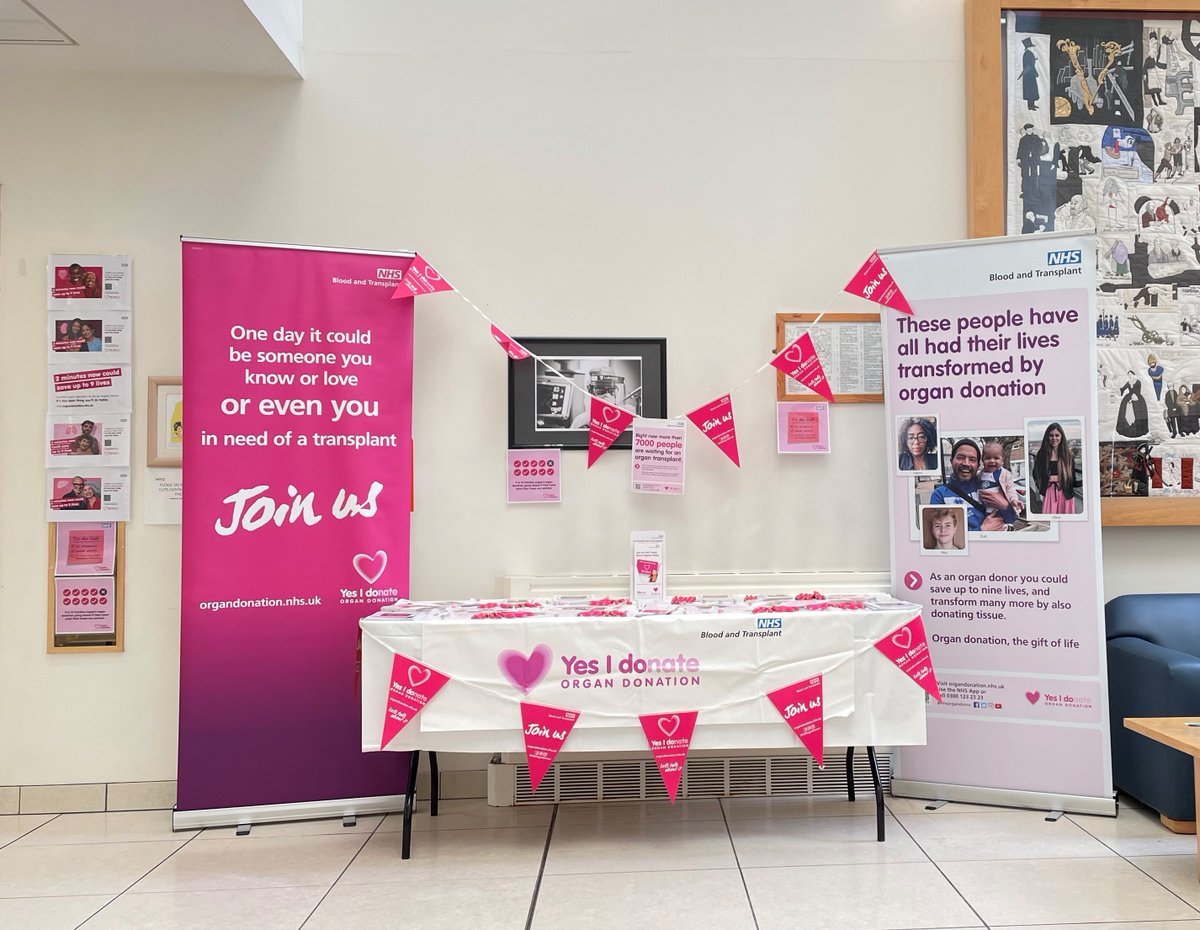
[179,239,415,818]
[880,233,1113,814]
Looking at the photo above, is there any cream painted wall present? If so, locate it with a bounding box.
[0,1,1190,787]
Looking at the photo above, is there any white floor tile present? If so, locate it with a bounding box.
[0,814,58,848]
[195,815,381,840]
[307,877,536,929]
[78,886,326,929]
[0,894,112,930]
[722,795,877,819]
[743,861,983,930]
[897,810,1116,861]
[553,798,724,826]
[131,834,365,893]
[731,812,926,868]
[1070,805,1198,856]
[0,841,185,897]
[377,799,552,832]
[1129,854,1200,908]
[339,826,548,885]
[14,811,197,846]
[533,869,755,929]
[545,818,737,874]
[939,856,1199,925]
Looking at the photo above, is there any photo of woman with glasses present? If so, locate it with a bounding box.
[897,415,940,473]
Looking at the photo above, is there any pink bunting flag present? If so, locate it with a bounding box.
[391,252,454,299]
[381,653,451,748]
[685,393,740,467]
[873,615,942,702]
[766,675,824,766]
[587,397,635,468]
[770,333,836,403]
[844,250,912,315]
[638,710,698,803]
[521,701,581,793]
[490,325,530,360]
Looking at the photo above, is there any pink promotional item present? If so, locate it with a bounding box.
[587,397,635,468]
[490,325,531,360]
[874,615,943,702]
[685,393,741,467]
[521,701,581,792]
[381,654,451,748]
[770,333,836,403]
[766,675,825,766]
[844,250,913,315]
[638,710,698,802]
[391,252,454,298]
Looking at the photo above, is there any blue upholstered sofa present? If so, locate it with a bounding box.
[1107,593,1200,825]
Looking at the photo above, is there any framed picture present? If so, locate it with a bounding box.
[507,338,667,450]
[775,313,883,402]
[147,376,183,467]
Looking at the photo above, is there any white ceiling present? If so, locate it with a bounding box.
[0,0,302,76]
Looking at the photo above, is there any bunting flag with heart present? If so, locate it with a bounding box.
[873,615,942,702]
[381,653,452,748]
[844,250,912,315]
[765,674,825,766]
[684,393,741,467]
[490,324,531,360]
[520,701,581,793]
[391,252,454,299]
[638,710,698,803]
[587,397,636,468]
[770,333,836,403]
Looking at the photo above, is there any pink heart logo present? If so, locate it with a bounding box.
[602,404,623,424]
[658,714,680,737]
[784,345,804,364]
[891,626,913,650]
[497,644,553,695]
[353,550,387,585]
[1025,690,1041,704]
[408,665,432,688]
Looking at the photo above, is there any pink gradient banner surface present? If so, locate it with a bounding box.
[180,240,415,812]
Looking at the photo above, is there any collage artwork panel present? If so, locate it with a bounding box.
[1007,13,1200,496]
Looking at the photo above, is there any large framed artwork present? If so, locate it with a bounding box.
[507,338,667,450]
[968,0,1200,525]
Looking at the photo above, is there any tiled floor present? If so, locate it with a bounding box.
[1,795,1198,929]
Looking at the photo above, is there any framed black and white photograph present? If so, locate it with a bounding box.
[507,338,667,450]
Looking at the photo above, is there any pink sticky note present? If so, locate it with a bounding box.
[685,394,740,467]
[874,615,942,702]
[639,710,698,803]
[770,333,835,403]
[587,398,635,468]
[491,325,531,360]
[844,250,912,314]
[507,450,561,503]
[381,654,451,748]
[391,252,453,298]
[521,701,581,793]
[766,675,825,766]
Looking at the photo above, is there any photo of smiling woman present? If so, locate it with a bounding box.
[897,414,940,474]
[920,504,969,555]
[1025,417,1086,520]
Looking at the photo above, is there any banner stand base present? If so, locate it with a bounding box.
[891,778,1116,817]
[172,792,411,831]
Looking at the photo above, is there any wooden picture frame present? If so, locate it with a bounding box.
[966,0,1200,525]
[775,312,884,403]
[147,375,183,467]
[46,522,126,653]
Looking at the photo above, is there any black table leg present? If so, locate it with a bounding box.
[401,750,421,859]
[867,745,885,842]
[428,751,440,817]
[845,747,856,802]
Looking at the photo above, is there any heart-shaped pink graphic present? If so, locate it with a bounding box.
[784,345,804,364]
[602,404,622,424]
[1025,690,1041,704]
[658,714,680,737]
[891,626,913,650]
[408,665,432,688]
[497,644,553,695]
[353,550,387,585]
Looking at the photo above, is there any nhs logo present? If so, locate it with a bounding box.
[376,268,406,280]
[756,617,782,630]
[1046,249,1082,266]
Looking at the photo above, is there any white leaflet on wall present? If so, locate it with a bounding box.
[47,254,132,312]
[144,469,183,525]
[45,413,131,467]
[46,468,130,523]
[47,311,132,365]
[48,365,133,414]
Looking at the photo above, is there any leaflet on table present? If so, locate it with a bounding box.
[45,413,131,466]
[47,311,132,364]
[631,418,686,494]
[53,577,117,634]
[630,530,666,603]
[47,365,133,413]
[46,468,130,522]
[54,521,118,575]
[47,254,132,312]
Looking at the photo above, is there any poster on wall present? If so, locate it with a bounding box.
[45,468,130,522]
[881,232,1113,814]
[45,413,130,466]
[47,365,134,413]
[47,254,132,311]
[178,239,415,818]
[46,313,133,364]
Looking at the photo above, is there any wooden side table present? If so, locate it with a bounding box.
[1124,717,1200,847]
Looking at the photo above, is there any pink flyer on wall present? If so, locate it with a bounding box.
[54,521,118,575]
[47,312,132,365]
[47,254,132,311]
[631,418,686,494]
[179,239,416,814]
[45,413,131,466]
[47,365,133,414]
[776,402,830,454]
[54,577,116,634]
[46,468,130,522]
[507,449,561,504]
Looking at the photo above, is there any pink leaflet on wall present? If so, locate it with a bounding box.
[587,397,635,468]
[490,325,531,360]
[873,615,943,702]
[685,393,741,467]
[769,333,836,403]
[391,253,453,298]
[638,710,698,803]
[844,250,912,315]
[521,701,581,793]
[381,653,451,748]
[766,675,825,766]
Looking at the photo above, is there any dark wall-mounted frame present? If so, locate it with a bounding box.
[507,337,667,450]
